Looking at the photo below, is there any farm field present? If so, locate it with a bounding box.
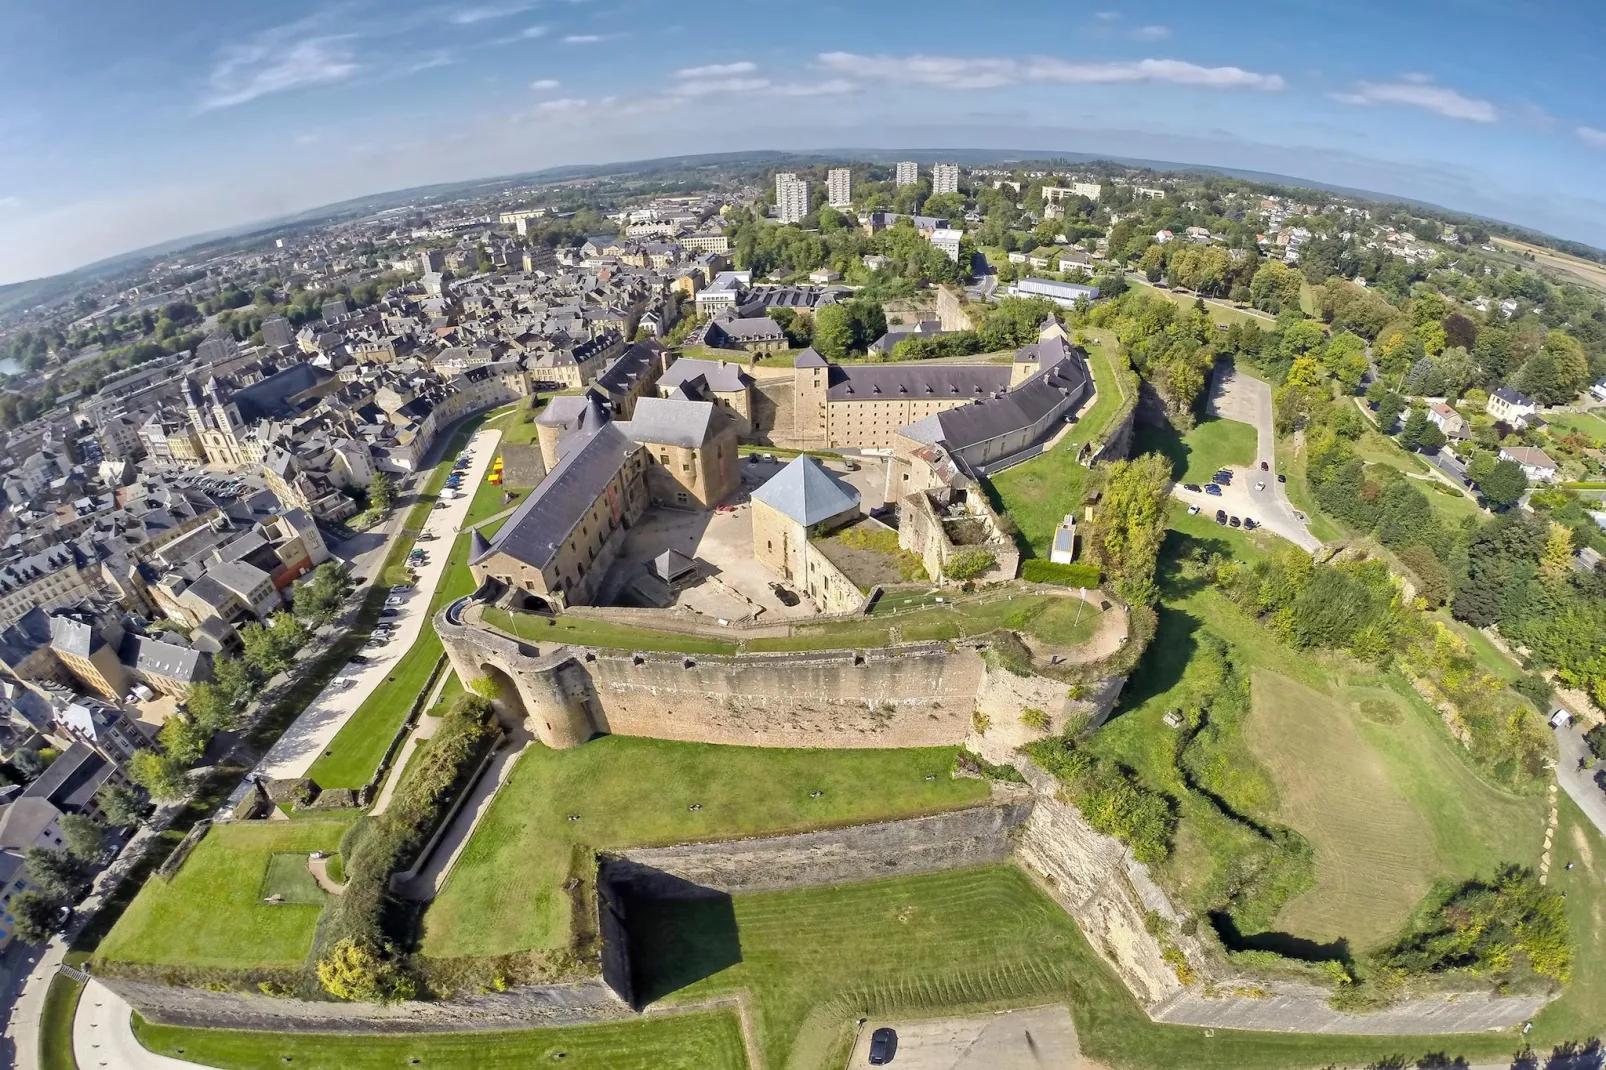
[1134,414,1256,485]
[1493,236,1606,296]
[134,1008,749,1070]
[420,736,988,958]
[96,820,349,970]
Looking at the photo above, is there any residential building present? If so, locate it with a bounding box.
[1071,181,1102,201]
[750,455,864,614]
[1590,375,1606,404]
[704,316,788,354]
[1499,445,1558,483]
[775,174,809,225]
[20,740,131,820]
[826,168,852,208]
[1486,386,1538,429]
[931,163,960,195]
[928,228,964,262]
[895,161,918,187]
[1426,402,1469,439]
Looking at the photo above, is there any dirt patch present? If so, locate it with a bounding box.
[1573,824,1596,873]
[1244,671,1436,948]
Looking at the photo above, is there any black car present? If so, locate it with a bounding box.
[349,654,369,665]
[1204,483,1222,496]
[1243,517,1257,531]
[1213,469,1233,484]
[1277,474,1287,483]
[868,1027,897,1065]
[1215,509,1227,525]
[1229,516,1241,528]
[1182,483,1201,493]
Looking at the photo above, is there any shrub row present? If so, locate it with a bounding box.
[303,694,497,1000]
[1024,736,1175,863]
[1021,559,1103,588]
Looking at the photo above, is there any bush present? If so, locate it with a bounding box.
[944,549,996,581]
[1019,707,1051,732]
[953,749,1026,784]
[1025,737,1175,863]
[1021,559,1103,588]
[1376,866,1570,985]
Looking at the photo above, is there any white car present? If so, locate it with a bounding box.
[1255,480,1266,491]
[1187,504,1201,515]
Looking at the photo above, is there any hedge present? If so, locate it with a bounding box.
[1021,559,1103,588]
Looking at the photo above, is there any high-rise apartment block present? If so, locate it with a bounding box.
[775,173,809,224]
[826,168,852,208]
[895,161,919,186]
[932,163,960,195]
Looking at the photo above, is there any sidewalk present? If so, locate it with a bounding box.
[76,979,208,1069]
[254,426,503,780]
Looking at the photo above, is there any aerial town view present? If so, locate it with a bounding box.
[2,2,1606,1068]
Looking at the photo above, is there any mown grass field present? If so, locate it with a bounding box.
[134,1008,749,1070]
[96,821,348,969]
[421,736,988,957]
[1134,414,1257,485]
[1545,409,1606,447]
[39,973,83,1070]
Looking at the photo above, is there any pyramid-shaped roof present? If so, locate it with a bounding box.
[750,455,860,527]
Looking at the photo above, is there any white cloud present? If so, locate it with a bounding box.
[1133,25,1171,40]
[1330,78,1497,122]
[668,76,771,97]
[450,2,538,25]
[1577,126,1606,149]
[562,33,608,44]
[535,96,588,112]
[773,79,857,97]
[200,31,359,110]
[407,53,455,73]
[1094,11,1119,21]
[520,24,549,38]
[530,78,561,90]
[816,52,1284,92]
[674,60,757,79]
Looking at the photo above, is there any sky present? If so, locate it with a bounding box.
[2,0,1605,285]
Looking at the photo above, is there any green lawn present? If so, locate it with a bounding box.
[463,480,529,529]
[1439,613,1526,682]
[421,736,988,958]
[1134,415,1257,485]
[1350,431,1485,525]
[134,1008,748,1070]
[96,821,348,970]
[1545,410,1606,447]
[983,342,1131,558]
[39,973,83,1070]
[485,594,1105,658]
[308,530,483,789]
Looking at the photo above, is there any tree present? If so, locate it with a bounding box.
[96,784,144,827]
[241,612,308,677]
[295,562,349,628]
[1479,459,1529,509]
[1376,392,1406,431]
[9,891,60,944]
[10,747,45,780]
[1249,259,1304,314]
[158,714,210,765]
[59,813,105,861]
[25,847,88,899]
[130,749,190,801]
[1085,454,1172,605]
[368,471,396,512]
[1540,521,1575,590]
[811,303,854,360]
[1398,409,1445,451]
[213,656,261,707]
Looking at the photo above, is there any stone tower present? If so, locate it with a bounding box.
[792,347,829,448]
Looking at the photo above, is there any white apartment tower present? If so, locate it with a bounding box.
[895,160,919,187]
[775,173,809,225]
[826,168,852,208]
[932,163,960,195]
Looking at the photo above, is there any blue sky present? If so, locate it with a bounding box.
[2,0,1605,285]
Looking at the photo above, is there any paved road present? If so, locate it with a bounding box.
[1554,723,1606,840]
[1173,367,1321,551]
[255,425,503,779]
[76,979,209,1069]
[846,1006,1102,1070]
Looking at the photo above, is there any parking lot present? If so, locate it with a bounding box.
[846,1006,1099,1069]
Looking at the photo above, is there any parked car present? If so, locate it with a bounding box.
[1243,518,1257,531]
[868,1027,897,1065]
[1182,483,1201,493]
[349,655,370,665]
[380,609,400,619]
[1259,460,1270,471]
[1277,474,1287,483]
[385,596,405,607]
[1213,469,1233,484]
[1205,483,1222,497]
[1255,481,1266,492]
[1187,504,1201,515]
[391,585,413,593]
[1215,509,1227,525]
[1229,516,1241,528]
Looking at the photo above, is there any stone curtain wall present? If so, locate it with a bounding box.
[606,803,1031,895]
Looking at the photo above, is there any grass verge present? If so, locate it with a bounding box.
[39,973,83,1070]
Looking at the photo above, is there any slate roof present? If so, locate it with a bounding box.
[0,797,60,850]
[793,348,828,368]
[1491,386,1534,407]
[658,357,752,395]
[928,349,1088,452]
[20,742,113,813]
[474,423,640,571]
[827,363,1011,402]
[119,633,206,684]
[751,455,860,527]
[48,613,101,659]
[594,342,663,398]
[618,397,718,449]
